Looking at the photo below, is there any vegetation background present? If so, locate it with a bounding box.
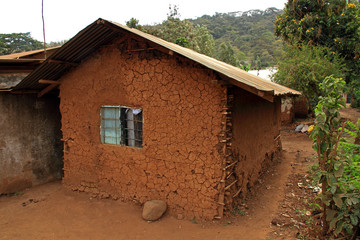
[0,7,284,70]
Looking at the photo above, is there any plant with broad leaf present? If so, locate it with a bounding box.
[310,76,360,238]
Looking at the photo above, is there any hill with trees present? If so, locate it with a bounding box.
[141,7,284,69]
[190,8,284,68]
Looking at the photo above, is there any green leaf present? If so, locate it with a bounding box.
[334,161,341,171]
[350,214,358,226]
[330,185,337,194]
[343,223,354,235]
[335,220,345,235]
[326,209,337,221]
[321,194,331,206]
[329,217,338,231]
[333,195,343,208]
[351,197,360,205]
[327,174,337,187]
[334,163,344,178]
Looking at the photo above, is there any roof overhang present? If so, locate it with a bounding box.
[0,46,61,60]
[0,59,44,74]
[12,18,301,101]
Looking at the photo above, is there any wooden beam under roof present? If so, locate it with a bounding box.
[38,84,57,97]
[226,76,274,102]
[38,79,61,85]
[37,79,63,97]
[11,89,39,94]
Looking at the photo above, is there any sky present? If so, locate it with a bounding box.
[1,0,287,42]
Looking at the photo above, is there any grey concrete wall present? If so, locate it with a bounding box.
[0,93,63,194]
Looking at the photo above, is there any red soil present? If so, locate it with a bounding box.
[0,130,312,240]
[2,106,357,240]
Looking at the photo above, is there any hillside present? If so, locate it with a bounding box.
[191,8,284,68]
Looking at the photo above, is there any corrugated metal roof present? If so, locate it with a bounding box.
[0,59,43,63]
[0,59,43,79]
[13,18,301,97]
[0,46,60,59]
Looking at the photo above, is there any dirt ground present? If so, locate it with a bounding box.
[1,107,358,240]
[0,131,314,240]
[340,104,360,123]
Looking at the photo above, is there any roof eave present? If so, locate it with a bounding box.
[12,18,301,101]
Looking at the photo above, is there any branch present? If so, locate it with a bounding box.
[329,122,346,161]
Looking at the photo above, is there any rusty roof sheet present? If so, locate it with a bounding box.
[0,46,61,59]
[0,59,44,63]
[13,18,301,97]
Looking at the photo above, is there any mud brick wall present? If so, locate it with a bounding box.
[59,43,225,219]
[230,87,282,201]
[0,93,63,194]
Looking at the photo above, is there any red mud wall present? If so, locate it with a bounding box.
[231,87,281,198]
[59,44,225,219]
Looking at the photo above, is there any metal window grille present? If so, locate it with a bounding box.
[100,106,143,148]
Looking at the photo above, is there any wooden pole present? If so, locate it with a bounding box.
[42,0,47,58]
[38,79,61,85]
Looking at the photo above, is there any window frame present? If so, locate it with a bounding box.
[100,105,143,148]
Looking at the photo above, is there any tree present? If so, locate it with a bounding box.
[192,8,285,68]
[215,42,239,66]
[239,63,251,72]
[191,24,215,57]
[272,45,344,112]
[126,18,142,30]
[46,40,67,48]
[175,37,189,47]
[143,5,215,57]
[274,0,360,107]
[0,32,43,55]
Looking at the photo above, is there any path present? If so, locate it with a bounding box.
[0,131,315,240]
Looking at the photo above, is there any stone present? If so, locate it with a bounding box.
[142,200,167,221]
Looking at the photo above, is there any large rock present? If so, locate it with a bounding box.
[142,200,167,221]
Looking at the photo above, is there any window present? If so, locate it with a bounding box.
[100,106,143,148]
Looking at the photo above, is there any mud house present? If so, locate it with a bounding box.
[12,19,300,219]
[0,47,62,194]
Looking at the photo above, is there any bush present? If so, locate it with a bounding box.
[311,76,360,238]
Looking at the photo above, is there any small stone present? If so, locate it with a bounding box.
[177,213,183,220]
[285,193,295,198]
[271,218,283,226]
[142,200,167,221]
